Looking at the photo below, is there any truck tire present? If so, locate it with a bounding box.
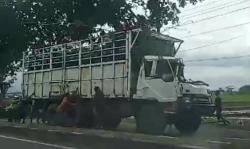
[174,111,201,134]
[102,108,121,130]
[75,104,95,128]
[46,103,57,125]
[136,104,166,134]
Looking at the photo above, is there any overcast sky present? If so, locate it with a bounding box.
[8,0,250,93]
[168,0,250,90]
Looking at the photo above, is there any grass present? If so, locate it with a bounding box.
[222,92,250,103]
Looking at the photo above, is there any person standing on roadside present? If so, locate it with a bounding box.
[55,93,75,126]
[215,91,230,125]
[94,86,106,128]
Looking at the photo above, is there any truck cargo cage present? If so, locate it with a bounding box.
[22,28,183,99]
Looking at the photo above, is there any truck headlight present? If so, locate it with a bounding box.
[183,97,192,110]
[183,97,191,103]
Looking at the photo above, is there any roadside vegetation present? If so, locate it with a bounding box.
[222,92,250,103]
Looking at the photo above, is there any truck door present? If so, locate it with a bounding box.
[136,59,178,102]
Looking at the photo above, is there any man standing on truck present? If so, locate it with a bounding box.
[215,91,230,125]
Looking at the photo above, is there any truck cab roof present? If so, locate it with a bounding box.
[144,55,183,61]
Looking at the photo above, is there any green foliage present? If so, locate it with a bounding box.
[0,0,205,96]
[12,0,136,47]
[0,6,27,96]
[131,0,204,32]
[12,0,205,47]
[223,92,250,103]
[0,7,26,78]
[239,85,250,93]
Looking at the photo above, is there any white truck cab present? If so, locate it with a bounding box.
[134,55,215,134]
[135,55,211,104]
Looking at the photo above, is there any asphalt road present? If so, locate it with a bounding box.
[1,118,250,149]
[0,135,76,149]
[119,118,250,149]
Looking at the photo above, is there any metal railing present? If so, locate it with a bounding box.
[23,29,141,73]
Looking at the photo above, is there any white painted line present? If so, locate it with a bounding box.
[48,129,60,132]
[157,135,178,139]
[13,126,23,128]
[226,137,250,141]
[206,140,231,145]
[30,128,39,130]
[0,135,76,149]
[71,132,83,135]
[179,144,208,149]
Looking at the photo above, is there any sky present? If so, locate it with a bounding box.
[8,0,250,93]
[167,0,250,90]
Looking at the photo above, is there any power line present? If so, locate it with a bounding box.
[166,6,250,30]
[181,0,243,16]
[184,54,250,62]
[181,0,230,13]
[181,0,250,20]
[179,36,242,52]
[180,6,250,27]
[181,21,250,38]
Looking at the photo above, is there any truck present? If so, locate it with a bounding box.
[22,28,215,134]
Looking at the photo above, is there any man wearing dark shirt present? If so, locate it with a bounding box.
[94,86,106,127]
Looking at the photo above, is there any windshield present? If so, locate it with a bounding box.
[145,59,177,82]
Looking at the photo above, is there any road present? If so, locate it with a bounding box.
[0,135,76,149]
[118,118,250,149]
[1,118,250,149]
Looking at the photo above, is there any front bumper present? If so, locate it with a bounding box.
[192,103,215,116]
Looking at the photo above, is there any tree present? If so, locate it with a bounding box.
[12,0,204,47]
[0,5,27,98]
[0,0,204,97]
[239,85,250,93]
[225,85,234,94]
[12,0,137,48]
[130,0,203,32]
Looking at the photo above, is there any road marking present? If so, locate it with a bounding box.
[179,144,208,149]
[30,128,39,130]
[157,135,178,139]
[48,129,60,132]
[71,132,83,135]
[206,140,231,145]
[13,125,23,128]
[0,135,76,149]
[226,137,250,141]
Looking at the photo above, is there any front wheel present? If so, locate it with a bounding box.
[174,111,201,134]
[136,104,166,134]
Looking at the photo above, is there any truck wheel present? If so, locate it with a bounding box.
[102,108,121,130]
[174,112,201,134]
[46,103,57,125]
[136,105,166,134]
[75,104,95,128]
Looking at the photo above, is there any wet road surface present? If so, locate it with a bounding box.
[0,135,76,149]
[1,118,250,149]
